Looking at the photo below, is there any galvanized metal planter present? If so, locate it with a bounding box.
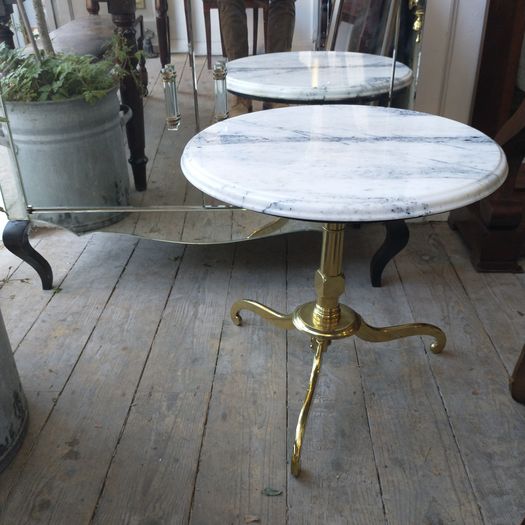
[2,87,130,233]
[0,309,28,472]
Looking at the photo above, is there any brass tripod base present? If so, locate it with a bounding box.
[230,222,446,477]
[231,297,446,477]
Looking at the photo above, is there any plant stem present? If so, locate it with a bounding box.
[32,0,55,56]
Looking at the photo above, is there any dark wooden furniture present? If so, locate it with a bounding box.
[155,0,170,66]
[0,0,14,49]
[448,0,525,272]
[202,0,269,69]
[511,344,525,404]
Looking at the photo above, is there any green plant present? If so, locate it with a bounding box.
[0,44,122,103]
[0,25,146,103]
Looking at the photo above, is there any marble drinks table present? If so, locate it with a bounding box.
[225,50,413,104]
[181,105,507,477]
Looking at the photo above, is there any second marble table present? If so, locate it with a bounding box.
[225,50,413,104]
[181,105,507,477]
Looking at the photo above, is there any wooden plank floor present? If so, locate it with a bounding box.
[0,57,525,524]
[0,223,524,524]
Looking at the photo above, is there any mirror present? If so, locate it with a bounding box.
[0,0,425,246]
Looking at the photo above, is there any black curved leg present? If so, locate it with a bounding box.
[2,220,53,290]
[370,220,409,287]
[511,345,525,404]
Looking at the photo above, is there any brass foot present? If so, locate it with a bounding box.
[231,299,294,330]
[291,338,327,477]
[355,316,446,354]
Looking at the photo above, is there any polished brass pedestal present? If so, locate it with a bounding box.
[231,223,446,477]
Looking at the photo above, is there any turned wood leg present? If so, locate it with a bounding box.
[370,220,409,287]
[155,0,170,67]
[2,220,53,290]
[511,345,525,404]
[109,7,148,192]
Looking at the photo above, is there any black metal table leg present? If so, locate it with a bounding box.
[511,345,525,404]
[2,220,53,290]
[370,219,409,287]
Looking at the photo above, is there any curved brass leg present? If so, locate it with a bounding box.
[231,299,294,330]
[291,338,327,477]
[356,316,446,354]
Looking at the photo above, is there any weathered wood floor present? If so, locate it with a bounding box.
[0,221,524,524]
[0,57,524,524]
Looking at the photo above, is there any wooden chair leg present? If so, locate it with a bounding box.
[204,4,212,69]
[155,0,170,67]
[511,345,525,404]
[253,8,258,54]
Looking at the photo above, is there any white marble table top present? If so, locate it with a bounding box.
[226,51,413,103]
[181,105,507,222]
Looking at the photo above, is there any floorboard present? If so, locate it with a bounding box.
[348,225,482,524]
[93,243,234,524]
[435,222,525,374]
[396,224,525,525]
[1,239,181,524]
[190,237,288,525]
[0,229,90,350]
[0,233,138,516]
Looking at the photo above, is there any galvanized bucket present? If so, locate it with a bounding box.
[3,87,130,233]
[0,309,28,472]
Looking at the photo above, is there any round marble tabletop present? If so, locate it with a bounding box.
[181,105,507,223]
[225,51,413,103]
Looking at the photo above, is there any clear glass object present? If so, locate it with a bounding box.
[161,65,181,131]
[213,60,229,122]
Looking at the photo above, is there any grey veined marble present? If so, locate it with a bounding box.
[181,105,507,222]
[226,51,413,102]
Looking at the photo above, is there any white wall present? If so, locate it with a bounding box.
[415,0,489,123]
